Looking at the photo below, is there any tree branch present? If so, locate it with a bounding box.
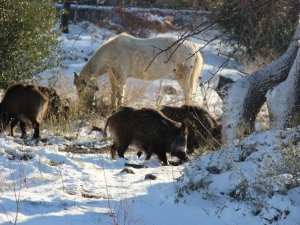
[221,23,300,145]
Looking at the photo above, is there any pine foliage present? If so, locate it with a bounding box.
[0,0,58,89]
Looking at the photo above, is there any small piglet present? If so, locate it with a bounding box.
[104,107,188,165]
[0,84,48,139]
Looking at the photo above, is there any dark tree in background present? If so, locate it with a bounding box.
[203,0,299,59]
[0,0,58,90]
[60,0,72,33]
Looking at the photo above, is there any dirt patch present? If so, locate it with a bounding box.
[81,192,106,199]
[60,144,137,154]
[60,145,111,154]
[7,153,33,161]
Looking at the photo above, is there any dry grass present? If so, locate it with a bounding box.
[280,144,300,177]
[234,52,274,74]
[122,80,155,108]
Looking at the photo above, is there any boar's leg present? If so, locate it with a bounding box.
[111,142,129,160]
[19,121,27,139]
[111,144,117,159]
[117,151,126,158]
[186,138,197,155]
[145,153,152,160]
[10,119,18,137]
[116,139,130,159]
[116,144,128,158]
[145,151,153,160]
[137,150,152,160]
[141,145,153,160]
[171,150,189,162]
[31,121,40,139]
[156,150,168,166]
[137,151,143,158]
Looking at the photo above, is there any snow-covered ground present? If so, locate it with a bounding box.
[1,11,300,225]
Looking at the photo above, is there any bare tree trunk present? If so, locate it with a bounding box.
[267,47,300,128]
[219,24,300,146]
[60,0,72,33]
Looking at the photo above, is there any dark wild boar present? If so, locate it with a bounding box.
[104,107,188,165]
[0,84,48,139]
[37,86,69,121]
[159,105,222,154]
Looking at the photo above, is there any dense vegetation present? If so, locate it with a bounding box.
[202,0,299,58]
[0,0,58,90]
[157,0,299,58]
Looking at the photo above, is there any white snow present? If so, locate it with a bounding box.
[1,11,300,225]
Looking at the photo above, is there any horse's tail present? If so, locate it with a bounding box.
[190,47,204,99]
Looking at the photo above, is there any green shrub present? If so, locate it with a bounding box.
[0,0,58,90]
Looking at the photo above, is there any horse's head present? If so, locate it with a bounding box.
[73,72,99,105]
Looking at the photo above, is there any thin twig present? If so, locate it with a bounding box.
[101,159,118,225]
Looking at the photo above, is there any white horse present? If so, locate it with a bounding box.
[74,33,203,108]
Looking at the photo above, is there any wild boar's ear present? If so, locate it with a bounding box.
[180,122,188,135]
[211,123,222,137]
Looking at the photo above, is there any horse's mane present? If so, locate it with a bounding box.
[86,33,132,62]
[81,33,133,76]
[101,32,132,46]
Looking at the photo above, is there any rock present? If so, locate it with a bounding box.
[145,174,157,180]
[120,168,135,174]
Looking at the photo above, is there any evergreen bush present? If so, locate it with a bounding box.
[0,0,58,89]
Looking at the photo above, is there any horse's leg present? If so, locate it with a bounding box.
[190,51,204,103]
[108,69,118,109]
[116,81,125,107]
[108,69,125,108]
[175,64,192,104]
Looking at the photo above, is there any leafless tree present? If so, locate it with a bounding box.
[173,0,300,145]
[217,25,300,145]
